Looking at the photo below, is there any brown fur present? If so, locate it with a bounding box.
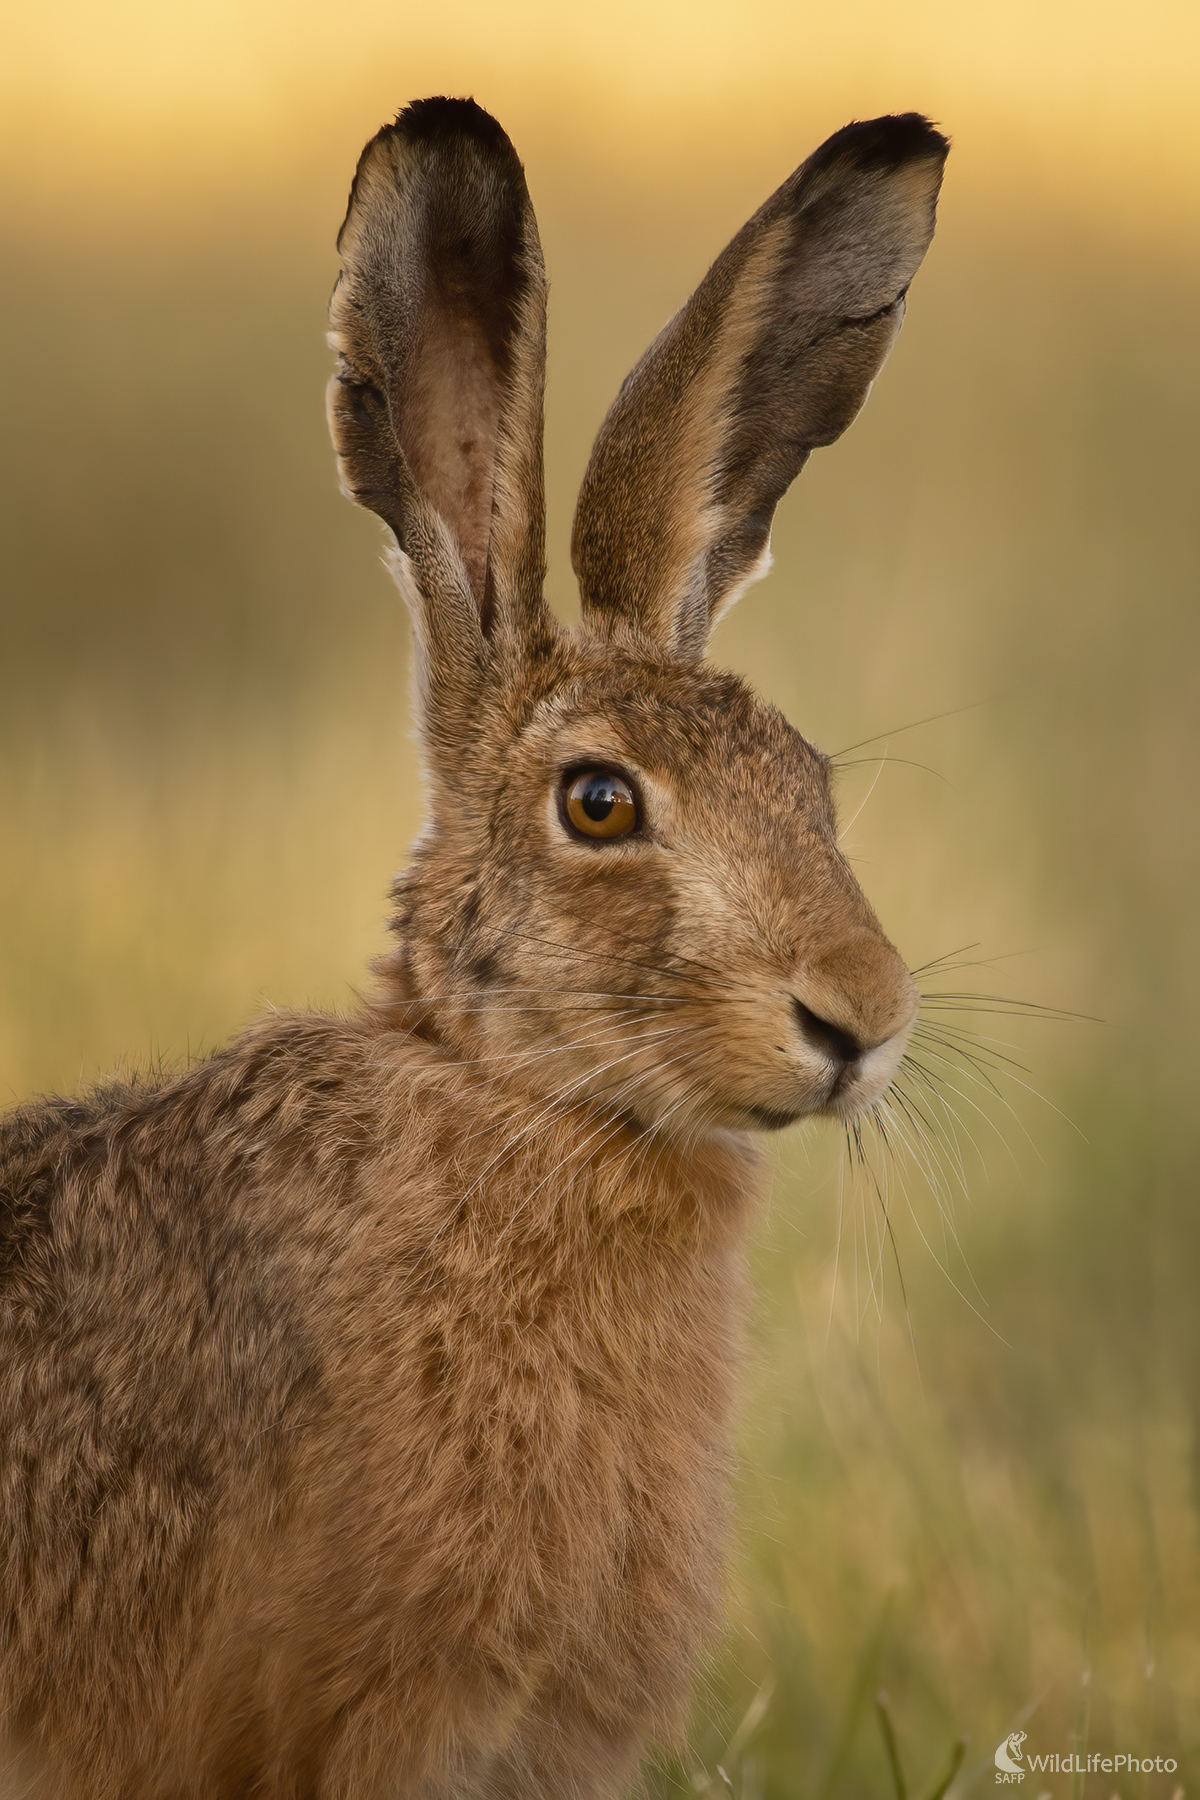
[0,98,947,1798]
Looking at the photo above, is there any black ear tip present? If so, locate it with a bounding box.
[811,112,950,178]
[390,95,512,153]
[338,97,525,250]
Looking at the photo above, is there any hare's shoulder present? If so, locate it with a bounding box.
[0,1013,435,1317]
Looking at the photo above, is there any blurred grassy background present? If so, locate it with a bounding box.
[1,2,1197,1793]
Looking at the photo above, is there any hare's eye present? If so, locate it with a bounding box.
[563,771,639,841]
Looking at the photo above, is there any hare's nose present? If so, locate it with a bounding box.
[792,999,863,1066]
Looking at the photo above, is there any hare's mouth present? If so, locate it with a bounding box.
[813,1024,915,1124]
[728,1006,917,1135]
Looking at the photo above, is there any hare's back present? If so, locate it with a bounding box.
[1,1027,371,1705]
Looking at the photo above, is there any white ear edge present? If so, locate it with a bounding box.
[709,535,774,636]
[382,509,480,634]
[384,543,423,615]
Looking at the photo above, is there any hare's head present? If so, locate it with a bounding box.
[328,99,946,1139]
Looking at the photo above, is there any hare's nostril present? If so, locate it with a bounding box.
[792,999,862,1066]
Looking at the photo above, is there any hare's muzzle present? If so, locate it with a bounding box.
[789,948,919,1119]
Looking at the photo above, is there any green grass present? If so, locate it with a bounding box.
[1,158,1197,1796]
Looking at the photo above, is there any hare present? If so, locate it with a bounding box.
[0,98,947,1800]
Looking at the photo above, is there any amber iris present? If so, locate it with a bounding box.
[564,771,638,839]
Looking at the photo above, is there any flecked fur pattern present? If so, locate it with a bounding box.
[0,98,947,1798]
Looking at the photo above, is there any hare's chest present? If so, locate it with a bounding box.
[413,1229,743,1645]
[307,1150,756,1792]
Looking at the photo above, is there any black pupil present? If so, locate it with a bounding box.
[580,775,619,821]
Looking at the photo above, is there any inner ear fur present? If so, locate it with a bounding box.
[572,113,949,659]
[328,98,549,647]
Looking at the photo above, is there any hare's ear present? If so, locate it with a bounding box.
[328,99,552,715]
[572,115,948,659]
